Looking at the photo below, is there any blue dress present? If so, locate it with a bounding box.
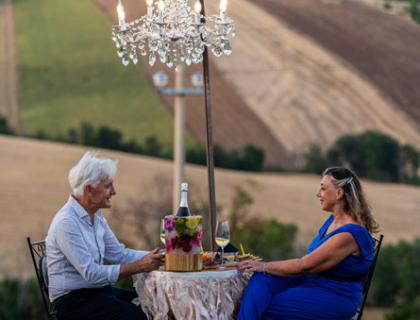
[238,215,375,320]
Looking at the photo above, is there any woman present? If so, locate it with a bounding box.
[238,167,379,320]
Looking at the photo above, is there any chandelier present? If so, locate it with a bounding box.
[112,0,235,68]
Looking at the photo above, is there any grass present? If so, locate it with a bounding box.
[14,0,195,149]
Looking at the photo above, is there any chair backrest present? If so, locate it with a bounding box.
[26,237,55,319]
[352,234,384,320]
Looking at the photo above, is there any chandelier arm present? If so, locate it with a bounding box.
[199,0,217,253]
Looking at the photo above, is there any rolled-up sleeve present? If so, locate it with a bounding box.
[56,218,120,285]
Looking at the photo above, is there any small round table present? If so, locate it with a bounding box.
[133,269,250,320]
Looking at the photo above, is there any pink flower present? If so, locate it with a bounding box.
[192,229,202,246]
[165,217,175,231]
[165,241,172,253]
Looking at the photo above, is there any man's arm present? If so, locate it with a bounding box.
[118,249,163,279]
[101,217,148,264]
[101,217,163,279]
[56,218,120,285]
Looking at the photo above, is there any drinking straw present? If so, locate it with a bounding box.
[240,243,246,256]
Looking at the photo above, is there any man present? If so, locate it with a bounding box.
[46,151,162,320]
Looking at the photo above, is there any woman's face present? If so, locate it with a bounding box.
[316,175,341,212]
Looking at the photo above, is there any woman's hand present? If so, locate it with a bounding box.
[238,260,267,273]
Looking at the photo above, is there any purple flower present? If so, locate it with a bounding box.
[165,217,175,231]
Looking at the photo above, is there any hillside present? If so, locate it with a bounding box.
[93,0,288,167]
[254,0,420,130]
[210,0,420,162]
[0,0,20,133]
[2,0,420,167]
[1,134,419,277]
[92,0,420,168]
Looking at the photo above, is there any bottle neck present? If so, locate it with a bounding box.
[177,190,191,216]
[179,190,188,208]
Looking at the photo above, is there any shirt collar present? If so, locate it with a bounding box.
[67,195,103,221]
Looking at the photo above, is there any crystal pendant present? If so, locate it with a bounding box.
[166,55,174,68]
[222,40,232,55]
[149,52,156,66]
[117,48,125,58]
[112,0,235,67]
[149,40,158,51]
[122,57,130,66]
[212,46,223,57]
[159,53,167,63]
[132,53,138,64]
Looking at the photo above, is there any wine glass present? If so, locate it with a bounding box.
[160,219,166,246]
[215,220,230,270]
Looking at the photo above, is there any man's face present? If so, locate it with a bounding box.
[89,177,117,210]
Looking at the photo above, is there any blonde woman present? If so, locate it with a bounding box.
[238,167,379,320]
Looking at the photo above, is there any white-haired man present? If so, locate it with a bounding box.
[46,151,161,320]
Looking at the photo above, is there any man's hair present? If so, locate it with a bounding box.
[68,151,118,196]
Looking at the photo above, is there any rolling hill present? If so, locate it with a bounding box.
[2,0,420,167]
[92,0,420,167]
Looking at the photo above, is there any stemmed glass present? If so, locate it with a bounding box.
[215,220,230,270]
[160,219,166,246]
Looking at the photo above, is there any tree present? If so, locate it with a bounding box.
[0,117,15,135]
[408,0,420,23]
[237,144,265,171]
[325,131,401,182]
[304,144,329,174]
[370,239,420,306]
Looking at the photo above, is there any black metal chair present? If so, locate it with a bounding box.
[352,234,384,320]
[26,237,56,320]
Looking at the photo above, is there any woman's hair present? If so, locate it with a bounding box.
[68,151,118,196]
[322,167,379,233]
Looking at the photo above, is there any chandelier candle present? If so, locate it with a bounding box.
[146,0,153,16]
[193,1,201,25]
[219,0,227,19]
[116,0,126,30]
[112,0,235,67]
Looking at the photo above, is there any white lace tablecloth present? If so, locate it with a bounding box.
[133,269,250,320]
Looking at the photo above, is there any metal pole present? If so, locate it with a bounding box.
[173,65,186,213]
[199,0,217,252]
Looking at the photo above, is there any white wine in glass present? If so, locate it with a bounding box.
[215,220,230,270]
[160,219,166,245]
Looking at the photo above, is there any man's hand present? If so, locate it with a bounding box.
[136,248,163,272]
[118,248,163,279]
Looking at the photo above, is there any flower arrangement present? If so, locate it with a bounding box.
[164,215,203,254]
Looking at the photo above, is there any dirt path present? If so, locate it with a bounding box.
[0,0,21,134]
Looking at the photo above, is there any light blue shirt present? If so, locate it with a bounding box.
[46,196,148,302]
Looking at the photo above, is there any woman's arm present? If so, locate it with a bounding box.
[238,232,359,276]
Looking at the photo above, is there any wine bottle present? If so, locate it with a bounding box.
[176,182,191,217]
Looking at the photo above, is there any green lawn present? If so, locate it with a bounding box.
[14,0,194,149]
